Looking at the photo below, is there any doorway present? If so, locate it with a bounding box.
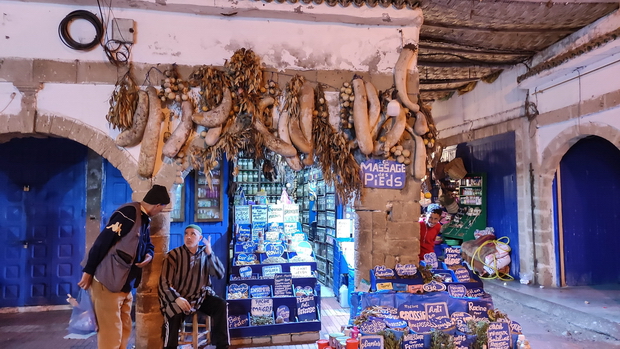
[0,137,87,307]
[557,136,620,286]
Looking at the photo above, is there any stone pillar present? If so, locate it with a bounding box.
[353,179,421,288]
[12,83,40,133]
[135,211,170,349]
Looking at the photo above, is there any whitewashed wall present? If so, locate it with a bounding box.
[0,0,422,161]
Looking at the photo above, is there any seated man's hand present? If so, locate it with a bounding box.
[175,297,192,313]
[202,235,212,256]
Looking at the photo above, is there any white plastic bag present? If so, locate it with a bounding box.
[67,288,97,335]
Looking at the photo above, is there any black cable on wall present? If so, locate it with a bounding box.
[58,10,104,51]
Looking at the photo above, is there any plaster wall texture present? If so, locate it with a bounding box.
[1,1,421,73]
[431,66,528,140]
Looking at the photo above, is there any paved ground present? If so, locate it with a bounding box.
[1,280,619,348]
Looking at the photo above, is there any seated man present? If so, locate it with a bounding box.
[159,224,229,349]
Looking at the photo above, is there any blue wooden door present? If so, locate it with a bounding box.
[101,160,132,229]
[0,137,86,307]
[559,136,620,286]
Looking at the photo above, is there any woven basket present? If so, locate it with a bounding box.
[444,158,467,180]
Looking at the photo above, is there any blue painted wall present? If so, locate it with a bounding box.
[558,136,620,286]
[455,132,519,277]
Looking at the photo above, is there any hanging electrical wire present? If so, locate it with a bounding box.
[58,10,104,51]
[95,0,133,66]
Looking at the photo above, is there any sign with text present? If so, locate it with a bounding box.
[360,159,405,189]
[336,219,353,238]
[468,300,490,320]
[265,230,281,242]
[228,314,248,328]
[395,263,417,277]
[448,284,468,298]
[235,224,251,241]
[228,283,249,299]
[234,206,251,224]
[251,222,266,240]
[251,205,269,223]
[454,267,471,283]
[423,252,438,269]
[296,295,317,321]
[487,322,511,349]
[383,318,407,329]
[453,332,475,349]
[444,247,462,266]
[239,266,253,278]
[358,318,387,334]
[510,321,523,335]
[451,312,474,333]
[283,204,299,223]
[268,204,284,223]
[376,282,393,291]
[265,243,285,257]
[422,280,446,293]
[276,305,290,322]
[251,298,273,317]
[425,302,452,331]
[402,333,425,349]
[284,222,299,235]
[261,264,282,278]
[359,335,384,349]
[250,285,271,298]
[398,303,431,334]
[236,253,258,265]
[374,265,395,278]
[273,273,293,297]
[295,241,313,256]
[466,287,486,298]
[290,265,313,278]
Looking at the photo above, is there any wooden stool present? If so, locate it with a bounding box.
[178,313,210,349]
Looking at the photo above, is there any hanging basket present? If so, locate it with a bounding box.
[444,158,467,180]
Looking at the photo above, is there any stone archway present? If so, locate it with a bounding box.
[535,121,620,285]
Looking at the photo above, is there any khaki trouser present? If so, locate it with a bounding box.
[90,278,133,349]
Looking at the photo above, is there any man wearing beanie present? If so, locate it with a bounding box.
[78,184,170,349]
[159,224,229,349]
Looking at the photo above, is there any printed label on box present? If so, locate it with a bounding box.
[250,285,271,298]
[376,282,393,291]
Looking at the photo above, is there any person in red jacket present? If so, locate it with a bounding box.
[419,207,443,261]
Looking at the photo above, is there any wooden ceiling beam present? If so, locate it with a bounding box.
[420,78,481,84]
[419,43,534,57]
[423,21,577,35]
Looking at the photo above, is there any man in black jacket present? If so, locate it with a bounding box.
[78,184,170,349]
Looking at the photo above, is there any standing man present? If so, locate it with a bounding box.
[419,206,443,261]
[78,184,170,349]
[159,224,229,349]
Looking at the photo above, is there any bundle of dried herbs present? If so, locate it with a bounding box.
[106,67,139,131]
